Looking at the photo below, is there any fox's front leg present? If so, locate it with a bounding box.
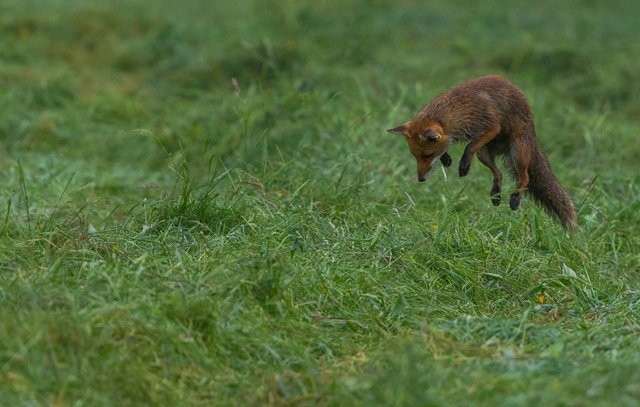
[439,152,452,167]
[458,125,501,177]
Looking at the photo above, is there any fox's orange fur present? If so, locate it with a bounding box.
[389,75,577,230]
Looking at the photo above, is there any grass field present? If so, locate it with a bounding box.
[1,0,639,405]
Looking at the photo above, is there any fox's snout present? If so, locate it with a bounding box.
[416,159,436,183]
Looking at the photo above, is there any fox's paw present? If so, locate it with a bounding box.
[458,157,471,177]
[509,193,521,210]
[490,186,501,206]
[440,152,452,168]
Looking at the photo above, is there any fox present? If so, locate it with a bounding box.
[388,75,577,230]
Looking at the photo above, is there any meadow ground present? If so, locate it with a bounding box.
[1,0,639,405]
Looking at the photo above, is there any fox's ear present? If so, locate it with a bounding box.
[419,128,441,143]
[387,122,410,136]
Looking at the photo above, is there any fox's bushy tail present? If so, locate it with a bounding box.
[507,148,577,230]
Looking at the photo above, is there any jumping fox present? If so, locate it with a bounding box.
[388,75,577,230]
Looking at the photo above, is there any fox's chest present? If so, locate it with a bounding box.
[442,111,497,141]
[447,125,509,155]
[448,132,469,143]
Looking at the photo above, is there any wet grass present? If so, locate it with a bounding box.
[1,0,639,405]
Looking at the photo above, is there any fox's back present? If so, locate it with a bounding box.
[420,75,533,140]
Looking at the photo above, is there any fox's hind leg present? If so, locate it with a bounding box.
[477,148,502,206]
[458,124,501,177]
[507,138,531,210]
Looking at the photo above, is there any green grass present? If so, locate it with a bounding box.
[1,0,639,405]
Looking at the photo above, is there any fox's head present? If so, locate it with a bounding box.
[388,120,451,182]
